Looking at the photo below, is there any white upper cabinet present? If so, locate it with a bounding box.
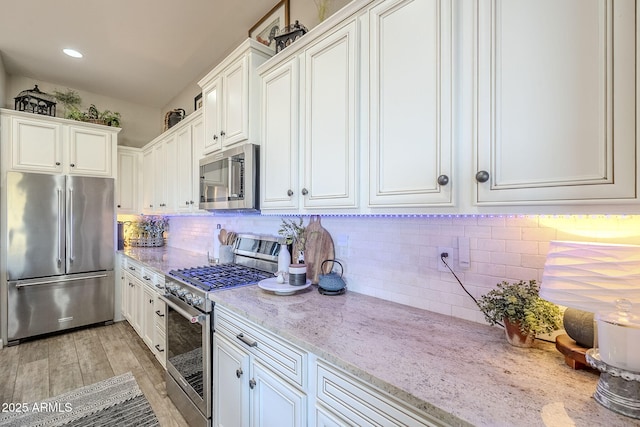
[473,0,637,204]
[368,0,453,208]
[141,111,203,215]
[1,109,118,178]
[199,39,272,155]
[259,17,361,213]
[116,146,141,214]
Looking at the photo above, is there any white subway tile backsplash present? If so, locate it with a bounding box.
[164,214,640,329]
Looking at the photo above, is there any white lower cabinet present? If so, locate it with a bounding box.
[213,306,307,427]
[121,256,166,368]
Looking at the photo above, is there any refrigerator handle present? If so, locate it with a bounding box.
[68,188,74,263]
[57,189,63,267]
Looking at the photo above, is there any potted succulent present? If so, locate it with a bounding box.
[478,279,562,347]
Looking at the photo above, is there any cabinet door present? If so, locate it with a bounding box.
[251,361,306,427]
[222,55,249,147]
[152,141,167,212]
[369,0,453,207]
[175,124,195,212]
[142,148,154,213]
[303,20,359,209]
[191,117,205,212]
[130,278,142,334]
[68,126,114,177]
[214,336,250,427]
[10,116,63,173]
[260,58,300,210]
[141,284,155,349]
[117,148,139,214]
[203,77,222,153]
[475,0,636,204]
[122,271,134,322]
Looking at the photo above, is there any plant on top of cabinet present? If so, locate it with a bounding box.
[478,280,561,348]
[53,88,81,116]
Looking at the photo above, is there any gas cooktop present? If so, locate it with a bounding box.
[168,264,274,292]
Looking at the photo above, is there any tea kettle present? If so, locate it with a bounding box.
[165,108,185,129]
[318,260,346,293]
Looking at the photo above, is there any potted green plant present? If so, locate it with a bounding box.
[478,279,562,347]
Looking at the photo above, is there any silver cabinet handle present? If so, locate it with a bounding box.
[55,161,61,166]
[68,188,74,263]
[301,188,308,196]
[437,175,449,186]
[70,163,75,167]
[220,130,226,136]
[57,188,63,268]
[155,310,165,317]
[143,275,151,281]
[129,266,136,271]
[249,378,256,389]
[155,344,165,352]
[287,189,293,197]
[236,368,243,378]
[236,333,257,348]
[476,170,490,183]
[213,134,218,140]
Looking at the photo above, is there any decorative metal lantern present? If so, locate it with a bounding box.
[14,85,57,116]
[274,21,308,53]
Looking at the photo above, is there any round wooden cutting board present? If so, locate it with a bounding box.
[304,216,335,284]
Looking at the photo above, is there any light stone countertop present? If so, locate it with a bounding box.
[121,247,640,427]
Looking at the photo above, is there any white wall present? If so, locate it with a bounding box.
[6,75,160,148]
[160,0,352,118]
[0,54,6,109]
[164,214,640,326]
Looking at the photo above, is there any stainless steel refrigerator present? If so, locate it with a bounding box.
[6,171,115,344]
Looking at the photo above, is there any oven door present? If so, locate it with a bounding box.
[161,294,211,419]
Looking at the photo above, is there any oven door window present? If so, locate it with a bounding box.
[167,306,205,399]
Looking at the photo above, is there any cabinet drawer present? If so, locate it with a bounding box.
[154,298,166,330]
[316,360,444,427]
[125,259,143,280]
[154,326,166,369]
[215,306,307,388]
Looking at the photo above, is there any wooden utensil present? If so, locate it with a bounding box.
[219,229,228,245]
[304,216,335,284]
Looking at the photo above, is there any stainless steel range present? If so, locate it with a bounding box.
[161,234,280,427]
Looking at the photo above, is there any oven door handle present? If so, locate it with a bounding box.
[159,295,206,324]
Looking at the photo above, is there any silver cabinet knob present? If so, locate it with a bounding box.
[301,188,308,196]
[70,163,75,167]
[249,378,256,389]
[437,175,449,186]
[55,162,61,166]
[236,368,243,378]
[213,135,218,140]
[287,189,293,197]
[475,170,490,183]
[220,130,226,136]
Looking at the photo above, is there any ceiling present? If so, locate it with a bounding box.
[0,0,280,108]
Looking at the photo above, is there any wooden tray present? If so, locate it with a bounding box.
[304,216,335,284]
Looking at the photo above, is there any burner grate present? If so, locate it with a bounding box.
[169,264,273,292]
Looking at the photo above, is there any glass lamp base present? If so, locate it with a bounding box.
[586,349,640,420]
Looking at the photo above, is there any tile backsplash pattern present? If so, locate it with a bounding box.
[166,214,640,326]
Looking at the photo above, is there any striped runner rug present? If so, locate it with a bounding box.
[0,372,159,426]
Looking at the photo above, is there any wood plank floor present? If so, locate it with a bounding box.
[0,321,189,427]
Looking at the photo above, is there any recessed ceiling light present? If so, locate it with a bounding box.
[63,48,83,58]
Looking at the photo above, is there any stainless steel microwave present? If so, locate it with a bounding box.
[199,143,259,211]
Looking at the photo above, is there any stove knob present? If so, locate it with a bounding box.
[185,293,194,304]
[177,289,188,298]
[168,284,179,294]
[192,297,203,306]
